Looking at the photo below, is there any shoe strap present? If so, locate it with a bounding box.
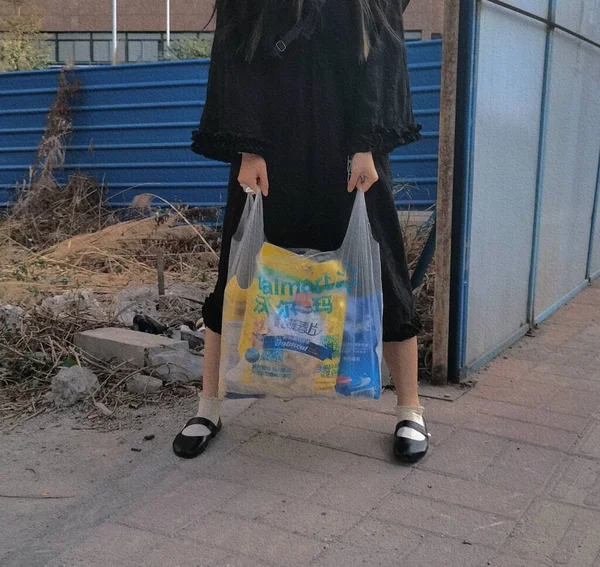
[184,416,218,435]
[395,419,427,436]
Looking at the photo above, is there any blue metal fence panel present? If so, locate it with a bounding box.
[0,41,441,208]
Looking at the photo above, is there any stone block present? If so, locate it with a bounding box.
[75,327,187,367]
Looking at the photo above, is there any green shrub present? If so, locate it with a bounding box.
[164,37,213,61]
[0,0,51,71]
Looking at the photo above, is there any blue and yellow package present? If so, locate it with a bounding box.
[335,294,383,399]
[226,243,348,395]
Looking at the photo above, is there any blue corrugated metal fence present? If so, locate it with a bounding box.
[0,40,441,209]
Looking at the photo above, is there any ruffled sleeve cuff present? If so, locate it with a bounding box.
[191,130,268,163]
[350,123,422,155]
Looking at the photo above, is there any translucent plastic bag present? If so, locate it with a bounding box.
[219,190,383,399]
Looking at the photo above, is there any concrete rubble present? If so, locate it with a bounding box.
[41,290,107,321]
[126,374,163,394]
[51,366,100,407]
[148,348,204,383]
[114,286,161,328]
[0,304,25,332]
[113,283,208,327]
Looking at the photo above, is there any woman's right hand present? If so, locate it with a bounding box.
[238,153,269,196]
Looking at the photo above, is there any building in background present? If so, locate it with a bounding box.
[404,0,443,40]
[0,0,443,65]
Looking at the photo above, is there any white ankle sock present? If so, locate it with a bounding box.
[181,394,222,437]
[396,405,427,441]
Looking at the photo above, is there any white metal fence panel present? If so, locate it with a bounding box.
[555,0,600,44]
[590,161,600,279]
[500,0,549,17]
[534,32,600,320]
[465,2,547,365]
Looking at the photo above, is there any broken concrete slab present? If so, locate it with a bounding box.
[148,349,204,383]
[75,327,188,368]
[51,366,100,407]
[126,374,163,394]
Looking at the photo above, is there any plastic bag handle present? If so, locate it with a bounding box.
[339,189,381,296]
[341,189,371,248]
[228,191,265,288]
[237,190,370,248]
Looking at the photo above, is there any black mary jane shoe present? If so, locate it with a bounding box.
[394,419,430,463]
[172,417,222,459]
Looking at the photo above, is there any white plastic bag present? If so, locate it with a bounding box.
[219,190,383,399]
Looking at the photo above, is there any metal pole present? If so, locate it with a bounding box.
[526,0,557,326]
[112,0,118,63]
[166,0,171,48]
[431,0,460,385]
[453,0,480,377]
[586,151,600,281]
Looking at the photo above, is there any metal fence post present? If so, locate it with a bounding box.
[587,153,600,281]
[526,0,556,327]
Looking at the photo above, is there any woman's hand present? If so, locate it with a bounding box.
[238,153,269,196]
[347,151,379,192]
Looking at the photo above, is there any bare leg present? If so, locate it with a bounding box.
[383,337,420,407]
[384,337,429,461]
[202,328,221,398]
[174,328,223,444]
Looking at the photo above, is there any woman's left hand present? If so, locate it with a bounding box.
[347,152,379,192]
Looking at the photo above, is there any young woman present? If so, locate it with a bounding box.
[173,0,429,462]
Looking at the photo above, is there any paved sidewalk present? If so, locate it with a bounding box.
[2,281,600,567]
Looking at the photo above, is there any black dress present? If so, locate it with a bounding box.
[192,0,422,342]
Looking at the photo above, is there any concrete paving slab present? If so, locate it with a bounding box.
[180,511,326,567]
[371,492,516,547]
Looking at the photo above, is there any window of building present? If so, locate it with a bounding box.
[92,32,113,63]
[404,30,422,41]
[47,31,213,65]
[127,32,161,62]
[431,33,442,39]
[56,32,92,64]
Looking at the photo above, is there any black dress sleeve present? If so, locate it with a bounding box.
[191,12,268,163]
[349,7,422,155]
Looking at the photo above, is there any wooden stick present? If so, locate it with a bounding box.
[157,250,165,297]
[432,0,460,385]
